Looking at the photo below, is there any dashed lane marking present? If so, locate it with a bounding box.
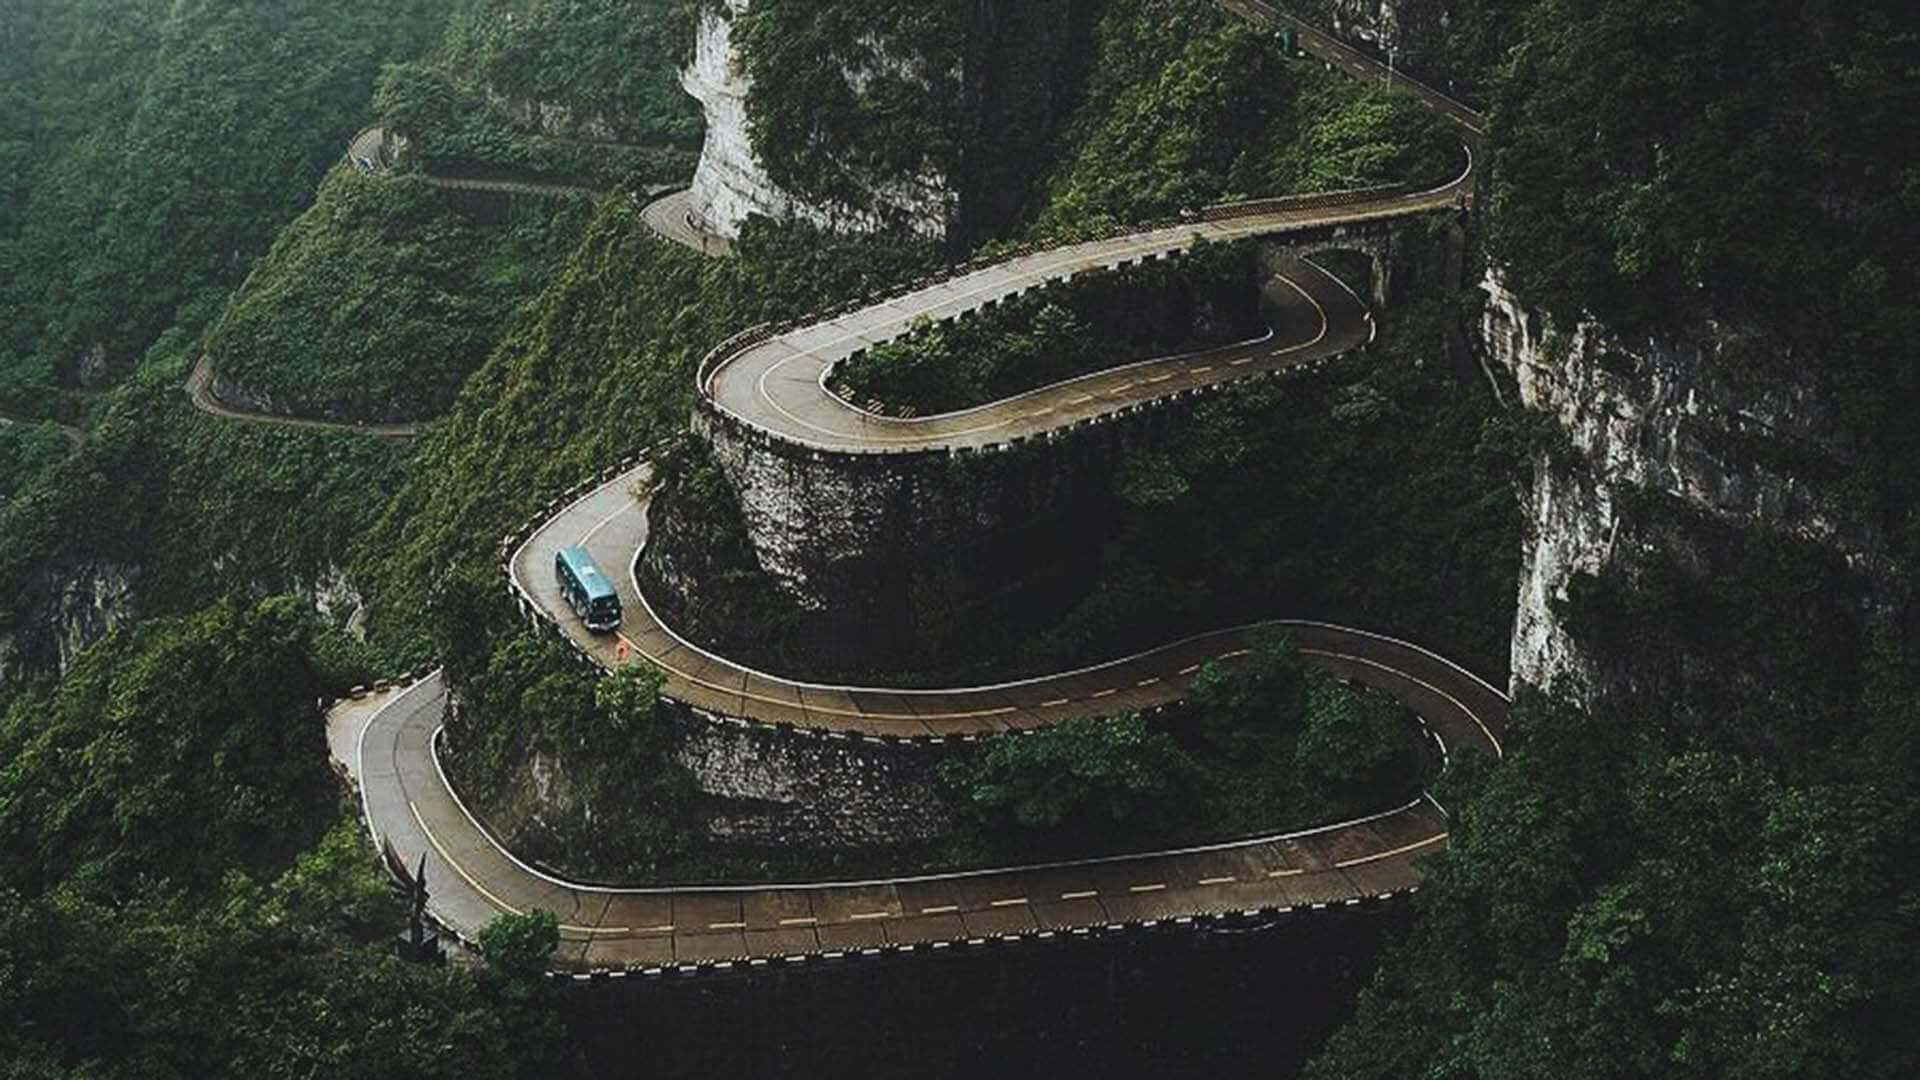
[1129,883,1168,894]
[1060,890,1099,901]
[920,905,959,915]
[849,911,893,921]
[778,916,818,926]
[708,921,747,930]
[989,897,1029,908]
[1268,868,1304,879]
[1198,876,1238,886]
[1090,688,1116,698]
[1040,698,1070,708]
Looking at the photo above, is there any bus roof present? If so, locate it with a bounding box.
[556,545,620,603]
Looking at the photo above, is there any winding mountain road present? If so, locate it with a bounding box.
[316,1,1510,970]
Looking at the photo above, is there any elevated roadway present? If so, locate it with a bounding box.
[342,621,1501,969]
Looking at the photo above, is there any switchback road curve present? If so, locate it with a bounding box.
[321,1,1508,970]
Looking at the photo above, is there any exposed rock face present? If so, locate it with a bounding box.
[678,412,1123,675]
[467,699,954,857]
[0,561,139,682]
[1484,271,1877,701]
[682,0,953,241]
[309,565,369,641]
[209,369,421,425]
[484,88,619,142]
[671,713,951,847]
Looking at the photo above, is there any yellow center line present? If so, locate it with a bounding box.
[1040,697,1070,708]
[739,258,1337,446]
[618,629,1018,724]
[848,911,893,921]
[1090,688,1116,698]
[407,800,523,917]
[778,916,818,926]
[1333,832,1447,869]
[708,921,747,930]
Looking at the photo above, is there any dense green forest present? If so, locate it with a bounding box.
[0,0,452,412]
[0,0,1915,1075]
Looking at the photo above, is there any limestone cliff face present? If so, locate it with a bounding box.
[483,88,619,143]
[1483,271,1878,703]
[682,0,953,241]
[0,562,139,683]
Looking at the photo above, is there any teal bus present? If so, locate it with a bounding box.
[555,545,622,633]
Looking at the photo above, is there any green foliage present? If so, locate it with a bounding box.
[441,0,701,146]
[0,587,565,1077]
[833,239,1259,413]
[1295,668,1408,791]
[940,713,1194,835]
[0,0,451,396]
[351,203,937,652]
[1024,294,1519,683]
[736,0,958,212]
[0,419,71,498]
[373,61,693,188]
[0,834,560,1078]
[1035,11,1456,233]
[204,167,592,418]
[0,330,411,643]
[1484,0,1919,348]
[1308,691,1920,1079]
[1182,623,1306,757]
[480,909,561,986]
[441,624,694,878]
[0,598,367,898]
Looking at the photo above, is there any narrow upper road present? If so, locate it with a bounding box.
[0,408,84,453]
[640,188,734,256]
[185,355,420,437]
[701,175,1467,452]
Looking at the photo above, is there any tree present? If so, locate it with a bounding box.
[939,713,1195,835]
[1293,669,1407,791]
[1182,622,1305,756]
[480,909,560,989]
